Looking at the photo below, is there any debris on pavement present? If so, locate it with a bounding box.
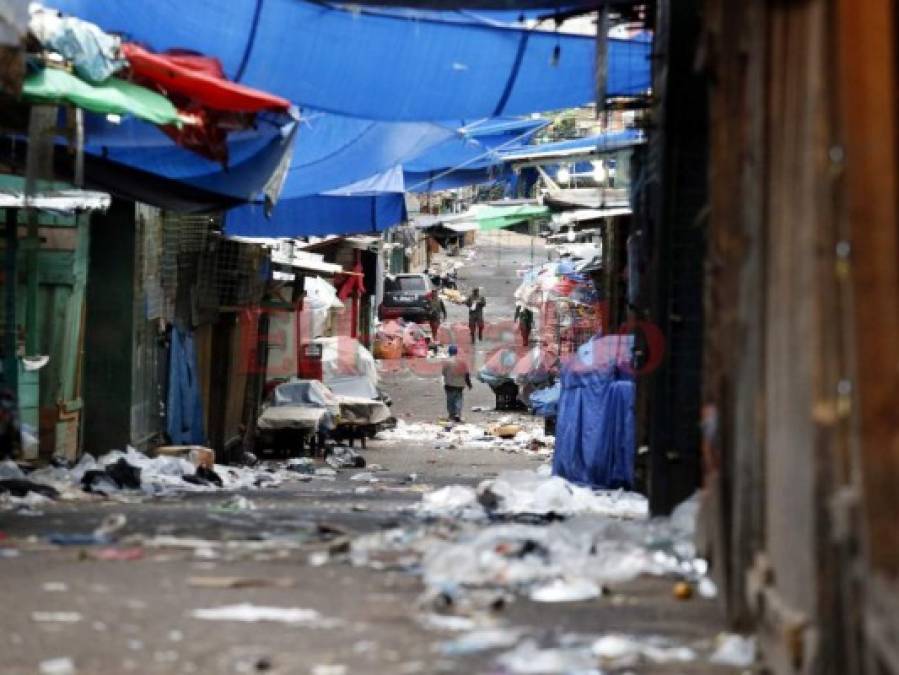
[190,603,324,625]
[528,577,602,603]
[439,627,523,655]
[377,419,553,456]
[591,633,698,667]
[325,445,366,469]
[38,657,76,675]
[186,576,295,589]
[495,638,598,674]
[31,611,83,624]
[415,467,648,521]
[89,546,145,561]
[709,633,757,667]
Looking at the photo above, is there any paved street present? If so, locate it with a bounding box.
[0,235,738,675]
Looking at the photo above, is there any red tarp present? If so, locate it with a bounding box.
[122,44,291,113]
[122,45,291,164]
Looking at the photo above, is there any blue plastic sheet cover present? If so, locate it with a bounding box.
[82,111,453,202]
[167,327,206,445]
[403,117,541,192]
[405,166,510,193]
[225,192,406,238]
[405,118,547,173]
[48,0,651,120]
[552,334,635,489]
[529,381,560,417]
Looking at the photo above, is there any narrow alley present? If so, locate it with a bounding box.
[0,232,746,674]
[2,2,898,675]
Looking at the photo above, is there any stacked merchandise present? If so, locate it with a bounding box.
[509,259,602,417]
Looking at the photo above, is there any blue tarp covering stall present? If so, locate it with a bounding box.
[552,335,636,490]
[48,1,651,120]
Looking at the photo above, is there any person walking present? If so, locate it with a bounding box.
[441,344,472,422]
[428,296,448,344]
[514,303,534,347]
[466,287,486,344]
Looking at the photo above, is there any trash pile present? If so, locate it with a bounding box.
[0,444,347,508]
[376,418,553,455]
[417,466,649,521]
[350,472,711,615]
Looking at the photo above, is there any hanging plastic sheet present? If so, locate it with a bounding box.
[23,67,182,125]
[47,0,651,120]
[71,115,299,211]
[122,44,291,113]
[166,327,206,445]
[29,3,125,82]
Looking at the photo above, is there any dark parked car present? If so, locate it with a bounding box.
[378,273,440,322]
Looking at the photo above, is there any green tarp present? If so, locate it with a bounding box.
[476,204,550,231]
[22,67,181,126]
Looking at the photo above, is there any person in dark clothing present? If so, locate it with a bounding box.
[0,387,20,460]
[466,287,486,344]
[514,303,534,347]
[441,344,472,422]
[429,297,448,344]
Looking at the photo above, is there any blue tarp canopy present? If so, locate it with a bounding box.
[48,1,651,120]
[403,117,544,192]
[225,165,407,237]
[82,111,454,201]
[404,126,644,193]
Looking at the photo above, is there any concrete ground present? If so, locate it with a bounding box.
[0,234,740,675]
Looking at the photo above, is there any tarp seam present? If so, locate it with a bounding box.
[493,30,531,117]
[234,0,266,82]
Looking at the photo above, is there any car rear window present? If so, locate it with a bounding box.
[392,276,426,291]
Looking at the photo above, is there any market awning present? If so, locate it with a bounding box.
[22,66,182,126]
[501,128,644,165]
[445,222,480,233]
[0,188,110,211]
[225,239,344,275]
[47,1,651,121]
[82,109,453,205]
[476,203,549,230]
[224,192,406,239]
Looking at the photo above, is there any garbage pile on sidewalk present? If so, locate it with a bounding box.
[375,418,554,455]
[0,444,357,508]
[417,466,648,520]
[350,468,711,608]
[339,465,754,670]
